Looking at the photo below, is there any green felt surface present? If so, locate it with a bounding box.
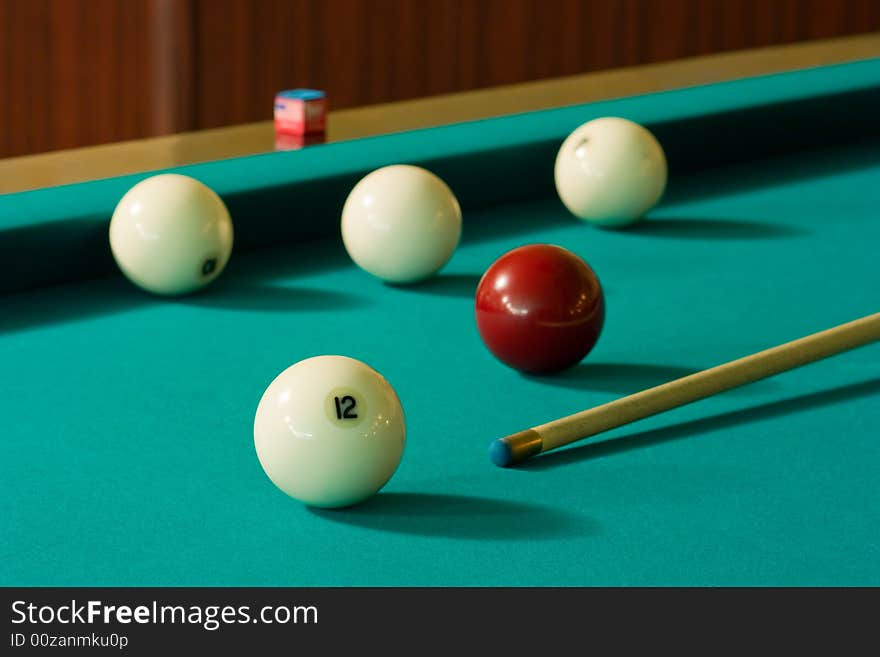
[1,61,879,585]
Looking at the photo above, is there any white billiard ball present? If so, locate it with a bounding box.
[554,117,667,228]
[253,355,406,508]
[341,164,462,283]
[109,173,234,295]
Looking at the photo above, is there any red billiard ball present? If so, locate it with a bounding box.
[474,244,605,374]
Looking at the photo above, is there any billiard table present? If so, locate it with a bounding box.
[2,41,879,586]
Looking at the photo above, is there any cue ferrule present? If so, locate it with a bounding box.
[491,429,543,467]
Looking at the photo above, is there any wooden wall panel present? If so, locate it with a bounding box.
[191,0,880,130]
[1,0,879,158]
[0,0,168,157]
[150,0,197,134]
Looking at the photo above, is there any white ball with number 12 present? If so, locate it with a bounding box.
[253,355,406,508]
[554,117,667,228]
[341,164,462,283]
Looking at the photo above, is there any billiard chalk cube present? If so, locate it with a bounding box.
[274,89,327,136]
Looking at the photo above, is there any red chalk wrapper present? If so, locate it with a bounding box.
[275,131,326,151]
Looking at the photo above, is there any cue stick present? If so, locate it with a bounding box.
[489,312,880,467]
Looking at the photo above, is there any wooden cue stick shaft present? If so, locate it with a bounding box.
[498,312,880,465]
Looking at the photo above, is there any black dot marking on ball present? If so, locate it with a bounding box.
[576,137,590,150]
[202,258,217,276]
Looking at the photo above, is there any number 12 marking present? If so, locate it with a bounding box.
[334,395,358,419]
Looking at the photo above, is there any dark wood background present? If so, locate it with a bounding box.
[1,0,878,158]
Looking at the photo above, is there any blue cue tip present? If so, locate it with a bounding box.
[489,439,513,467]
